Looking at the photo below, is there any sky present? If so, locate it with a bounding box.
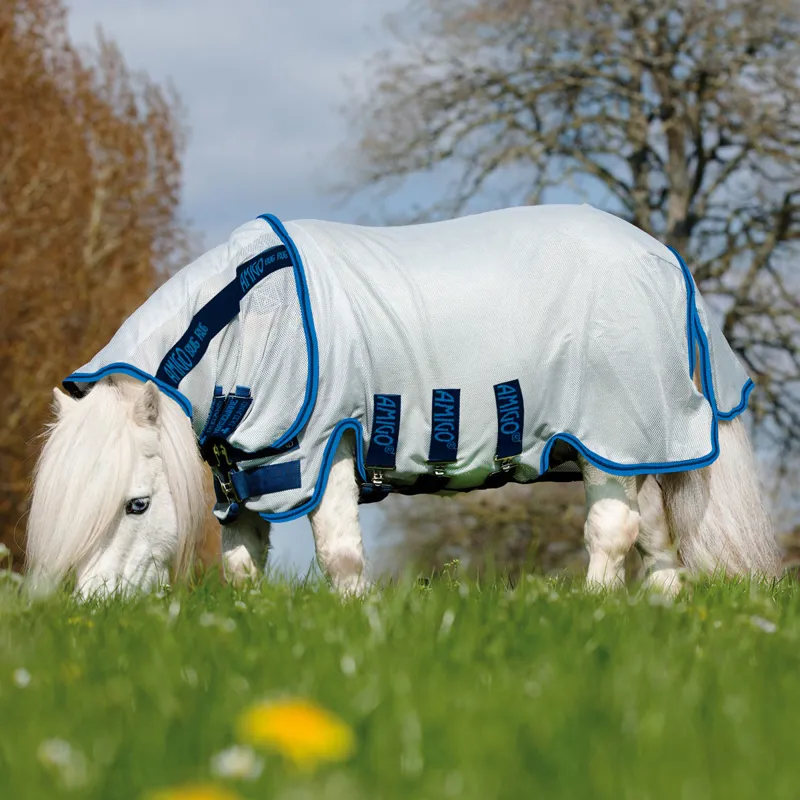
[67,0,409,244]
[66,0,409,574]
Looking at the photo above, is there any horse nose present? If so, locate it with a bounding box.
[75,570,116,600]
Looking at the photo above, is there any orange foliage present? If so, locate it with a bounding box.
[0,0,221,564]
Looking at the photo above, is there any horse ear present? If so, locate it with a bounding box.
[132,381,161,427]
[51,387,76,418]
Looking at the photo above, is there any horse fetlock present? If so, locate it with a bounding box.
[319,543,366,592]
[586,554,626,590]
[332,571,371,598]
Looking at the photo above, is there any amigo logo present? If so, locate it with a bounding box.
[237,247,289,293]
[372,395,399,452]
[493,379,525,458]
[428,388,460,462]
[366,394,401,469]
[432,390,458,447]
[161,321,210,385]
[495,383,522,441]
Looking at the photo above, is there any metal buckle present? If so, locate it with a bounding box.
[495,455,516,473]
[212,443,239,503]
[370,469,384,487]
[432,464,446,477]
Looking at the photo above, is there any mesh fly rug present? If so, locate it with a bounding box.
[65,204,752,523]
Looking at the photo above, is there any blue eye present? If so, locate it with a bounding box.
[125,497,151,515]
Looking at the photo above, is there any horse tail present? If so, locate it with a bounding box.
[660,415,781,578]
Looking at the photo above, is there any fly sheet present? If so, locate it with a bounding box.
[65,204,752,522]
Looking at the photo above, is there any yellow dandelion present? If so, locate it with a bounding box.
[145,784,242,800]
[237,698,355,770]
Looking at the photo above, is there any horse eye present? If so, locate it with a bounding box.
[125,497,151,515]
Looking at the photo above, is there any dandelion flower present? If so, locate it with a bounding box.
[237,698,355,770]
[146,784,242,800]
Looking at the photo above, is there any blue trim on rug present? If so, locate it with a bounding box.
[258,214,319,449]
[668,245,697,380]
[257,419,367,523]
[717,378,754,420]
[63,363,193,418]
[669,246,753,419]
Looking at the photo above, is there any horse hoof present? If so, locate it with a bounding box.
[643,568,682,596]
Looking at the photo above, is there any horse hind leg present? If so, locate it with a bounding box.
[579,455,640,590]
[636,476,682,595]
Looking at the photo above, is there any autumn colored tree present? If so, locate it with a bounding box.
[344,0,800,574]
[0,0,191,562]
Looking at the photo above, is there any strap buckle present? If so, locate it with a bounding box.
[370,468,385,487]
[494,455,516,473]
[212,443,240,503]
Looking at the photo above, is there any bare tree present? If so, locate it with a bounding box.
[342,0,800,452]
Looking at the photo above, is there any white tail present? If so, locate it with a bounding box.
[661,417,781,578]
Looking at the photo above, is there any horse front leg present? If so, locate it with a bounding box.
[308,433,369,597]
[220,507,271,585]
[578,455,640,590]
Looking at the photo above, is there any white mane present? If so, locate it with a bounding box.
[27,376,207,588]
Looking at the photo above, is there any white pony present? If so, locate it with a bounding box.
[26,373,779,598]
[27,378,207,597]
[26,205,781,597]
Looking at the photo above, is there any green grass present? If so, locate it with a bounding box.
[1,567,799,800]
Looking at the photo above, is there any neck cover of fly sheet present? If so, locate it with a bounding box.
[65,204,753,523]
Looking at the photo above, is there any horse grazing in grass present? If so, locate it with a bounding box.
[26,204,780,597]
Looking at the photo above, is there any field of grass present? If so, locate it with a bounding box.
[1,566,799,800]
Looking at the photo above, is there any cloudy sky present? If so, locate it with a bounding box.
[66,0,410,573]
[67,0,408,245]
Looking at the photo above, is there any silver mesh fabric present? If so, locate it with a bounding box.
[66,204,752,521]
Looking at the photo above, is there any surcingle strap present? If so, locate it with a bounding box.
[493,379,524,468]
[360,393,401,503]
[199,386,254,445]
[427,389,460,465]
[365,394,401,471]
[230,460,302,500]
